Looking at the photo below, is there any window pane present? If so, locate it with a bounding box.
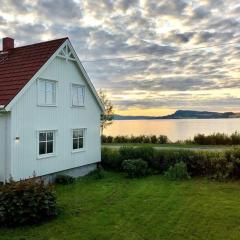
[38,80,45,105]
[78,87,84,106]
[78,129,84,137]
[47,132,53,141]
[39,132,46,142]
[73,130,78,138]
[73,139,78,149]
[47,141,53,154]
[46,82,54,104]
[39,142,46,155]
[79,138,84,149]
[72,87,79,105]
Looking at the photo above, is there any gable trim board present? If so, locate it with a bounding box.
[4,39,104,112]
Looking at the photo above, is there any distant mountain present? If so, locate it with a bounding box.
[113,110,239,120]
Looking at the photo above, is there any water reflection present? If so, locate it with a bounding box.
[104,119,240,142]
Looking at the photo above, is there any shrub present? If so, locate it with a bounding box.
[101,146,240,181]
[0,178,57,227]
[55,175,75,185]
[122,159,148,178]
[193,132,240,145]
[101,135,169,144]
[165,162,190,180]
[101,147,122,171]
[119,146,154,162]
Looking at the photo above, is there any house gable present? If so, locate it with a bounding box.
[4,38,104,112]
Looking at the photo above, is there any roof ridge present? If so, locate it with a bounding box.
[13,37,68,50]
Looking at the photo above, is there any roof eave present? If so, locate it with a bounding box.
[0,105,6,112]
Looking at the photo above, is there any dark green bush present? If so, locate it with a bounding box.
[101,147,122,171]
[55,175,75,185]
[0,178,57,227]
[101,146,240,181]
[122,159,148,178]
[101,135,169,144]
[119,146,154,162]
[165,161,190,180]
[193,132,240,145]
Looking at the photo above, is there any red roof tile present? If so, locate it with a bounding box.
[0,37,68,107]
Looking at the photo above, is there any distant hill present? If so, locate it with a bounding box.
[113,110,239,120]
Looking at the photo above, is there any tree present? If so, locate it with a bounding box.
[98,90,114,133]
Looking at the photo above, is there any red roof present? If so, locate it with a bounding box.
[0,37,68,107]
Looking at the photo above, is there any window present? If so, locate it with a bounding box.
[38,79,56,105]
[72,129,85,151]
[38,131,55,156]
[72,84,85,106]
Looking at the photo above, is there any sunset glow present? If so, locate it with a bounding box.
[0,0,239,116]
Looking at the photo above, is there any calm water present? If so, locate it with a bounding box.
[104,119,240,142]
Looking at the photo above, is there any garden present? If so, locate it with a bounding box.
[1,146,240,239]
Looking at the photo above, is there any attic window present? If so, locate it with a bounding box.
[72,84,85,107]
[38,79,56,106]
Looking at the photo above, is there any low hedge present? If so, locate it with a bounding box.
[0,178,57,227]
[122,159,148,178]
[101,135,169,144]
[102,146,240,181]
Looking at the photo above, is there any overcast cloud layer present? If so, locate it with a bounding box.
[0,0,240,115]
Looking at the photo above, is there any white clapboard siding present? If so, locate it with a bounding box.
[0,113,11,182]
[9,56,101,180]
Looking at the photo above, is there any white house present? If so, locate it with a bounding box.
[0,37,104,182]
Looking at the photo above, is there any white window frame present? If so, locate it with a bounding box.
[37,79,57,106]
[71,84,85,107]
[72,128,86,152]
[37,130,56,159]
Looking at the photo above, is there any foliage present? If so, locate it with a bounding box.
[87,165,105,179]
[101,134,169,144]
[122,159,148,178]
[0,178,57,227]
[165,162,190,180]
[55,175,75,185]
[102,132,240,145]
[193,132,240,145]
[101,146,240,181]
[98,90,114,133]
[101,147,122,171]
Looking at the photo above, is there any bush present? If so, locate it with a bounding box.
[165,162,190,180]
[0,178,57,227]
[101,147,122,171]
[55,175,75,185]
[122,159,148,178]
[119,146,154,162]
[101,135,169,144]
[101,146,240,181]
[193,132,240,145]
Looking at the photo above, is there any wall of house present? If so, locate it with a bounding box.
[0,113,10,182]
[9,56,101,180]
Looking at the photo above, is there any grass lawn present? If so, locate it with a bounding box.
[102,143,231,150]
[1,172,240,240]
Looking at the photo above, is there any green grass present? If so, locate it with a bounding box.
[1,172,240,240]
[102,143,231,149]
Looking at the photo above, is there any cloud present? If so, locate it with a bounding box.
[0,0,239,113]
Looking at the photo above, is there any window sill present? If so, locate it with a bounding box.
[37,104,57,107]
[71,105,85,108]
[37,153,56,160]
[72,149,86,153]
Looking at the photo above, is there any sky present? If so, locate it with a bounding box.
[0,0,240,116]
